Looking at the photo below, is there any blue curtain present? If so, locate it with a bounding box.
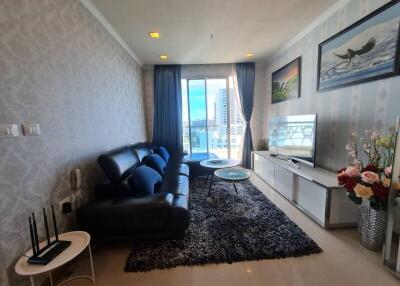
[153,65,183,152]
[235,62,255,169]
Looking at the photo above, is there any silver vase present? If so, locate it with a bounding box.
[358,200,387,251]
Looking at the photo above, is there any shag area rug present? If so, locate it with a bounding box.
[125,177,322,272]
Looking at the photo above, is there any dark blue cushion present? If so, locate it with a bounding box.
[128,165,162,195]
[144,153,166,176]
[155,147,170,163]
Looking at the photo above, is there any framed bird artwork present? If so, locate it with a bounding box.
[317,0,400,91]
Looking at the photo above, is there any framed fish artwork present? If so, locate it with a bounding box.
[317,0,400,91]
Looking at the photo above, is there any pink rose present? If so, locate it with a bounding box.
[361,171,380,185]
[345,166,361,177]
[384,166,392,177]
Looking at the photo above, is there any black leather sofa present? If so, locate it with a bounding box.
[77,142,190,241]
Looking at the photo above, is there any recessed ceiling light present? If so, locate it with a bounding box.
[149,32,160,38]
[160,55,168,60]
[246,53,254,57]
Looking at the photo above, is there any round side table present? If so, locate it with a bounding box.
[214,168,251,212]
[200,158,239,195]
[15,231,95,286]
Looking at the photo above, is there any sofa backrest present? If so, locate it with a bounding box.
[131,142,155,163]
[98,146,140,185]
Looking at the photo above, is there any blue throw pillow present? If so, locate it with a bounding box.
[155,147,170,163]
[128,165,162,195]
[144,153,166,176]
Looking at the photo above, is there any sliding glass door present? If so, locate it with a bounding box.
[206,78,228,158]
[188,79,208,153]
[182,77,244,160]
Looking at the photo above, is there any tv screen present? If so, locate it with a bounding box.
[268,114,317,167]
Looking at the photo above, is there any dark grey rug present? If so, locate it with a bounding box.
[125,177,322,272]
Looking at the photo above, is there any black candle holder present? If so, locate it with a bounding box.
[27,205,71,265]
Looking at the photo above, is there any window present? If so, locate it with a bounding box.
[181,77,245,160]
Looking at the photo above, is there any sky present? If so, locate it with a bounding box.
[182,78,228,122]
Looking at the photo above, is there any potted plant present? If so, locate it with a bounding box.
[337,127,399,251]
[257,138,269,151]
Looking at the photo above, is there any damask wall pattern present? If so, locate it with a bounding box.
[143,68,154,139]
[0,0,147,285]
[259,0,400,171]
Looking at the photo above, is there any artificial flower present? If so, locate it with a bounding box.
[372,183,389,201]
[362,164,379,173]
[354,183,374,199]
[376,136,391,148]
[384,166,392,177]
[382,178,400,190]
[337,169,348,185]
[345,166,361,177]
[344,177,358,193]
[382,177,391,188]
[371,132,379,140]
[361,171,380,184]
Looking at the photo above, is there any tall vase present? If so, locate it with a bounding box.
[358,200,387,251]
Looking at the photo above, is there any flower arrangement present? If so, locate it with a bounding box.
[337,127,398,210]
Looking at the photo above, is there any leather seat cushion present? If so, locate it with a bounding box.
[165,163,189,177]
[158,175,189,197]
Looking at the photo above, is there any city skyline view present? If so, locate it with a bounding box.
[181,77,245,159]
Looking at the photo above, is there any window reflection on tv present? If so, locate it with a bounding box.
[268,114,317,167]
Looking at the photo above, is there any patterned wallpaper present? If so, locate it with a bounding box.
[143,68,154,139]
[258,0,400,171]
[0,1,147,285]
[143,64,265,149]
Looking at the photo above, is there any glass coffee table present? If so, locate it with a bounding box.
[200,158,239,196]
[214,168,251,212]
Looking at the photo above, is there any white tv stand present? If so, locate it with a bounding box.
[252,151,359,228]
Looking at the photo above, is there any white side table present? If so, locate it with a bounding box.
[200,158,240,195]
[214,168,251,212]
[15,231,95,286]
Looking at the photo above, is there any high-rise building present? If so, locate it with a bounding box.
[215,88,244,129]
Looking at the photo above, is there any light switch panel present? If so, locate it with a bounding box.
[0,124,20,138]
[22,123,41,136]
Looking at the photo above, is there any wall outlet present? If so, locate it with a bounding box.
[59,190,83,213]
[59,196,71,211]
[22,123,41,136]
[0,124,20,138]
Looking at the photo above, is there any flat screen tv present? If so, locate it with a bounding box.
[268,114,317,167]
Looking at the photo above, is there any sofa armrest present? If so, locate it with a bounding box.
[77,193,175,235]
[78,192,173,216]
[94,181,132,199]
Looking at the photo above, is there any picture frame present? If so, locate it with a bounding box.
[317,0,400,92]
[271,57,301,104]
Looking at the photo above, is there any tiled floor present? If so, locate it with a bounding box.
[65,173,399,286]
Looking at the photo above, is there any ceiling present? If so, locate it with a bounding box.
[90,0,337,66]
